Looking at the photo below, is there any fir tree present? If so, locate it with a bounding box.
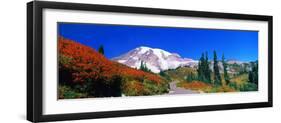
[196,52,211,83]
[143,62,149,72]
[140,61,151,72]
[204,52,211,83]
[222,54,230,85]
[159,70,166,77]
[248,61,258,85]
[98,45,104,55]
[197,53,205,81]
[140,61,144,70]
[213,51,221,86]
[248,71,253,83]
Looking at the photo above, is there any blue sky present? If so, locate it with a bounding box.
[58,23,258,61]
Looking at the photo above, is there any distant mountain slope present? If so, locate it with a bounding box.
[112,46,198,73]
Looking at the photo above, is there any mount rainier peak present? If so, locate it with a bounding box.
[112,46,198,73]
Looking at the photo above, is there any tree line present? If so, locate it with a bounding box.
[185,51,228,86]
[187,50,258,87]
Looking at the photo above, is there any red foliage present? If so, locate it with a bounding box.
[181,81,211,90]
[58,37,163,84]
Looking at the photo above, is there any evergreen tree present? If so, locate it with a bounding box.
[196,52,211,83]
[222,54,230,85]
[204,52,211,83]
[98,45,104,55]
[197,53,205,81]
[140,61,151,72]
[159,70,166,77]
[143,62,149,72]
[248,61,258,85]
[254,62,258,85]
[213,51,221,86]
[140,61,143,70]
[248,71,253,83]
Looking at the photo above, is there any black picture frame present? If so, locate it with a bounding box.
[27,1,273,122]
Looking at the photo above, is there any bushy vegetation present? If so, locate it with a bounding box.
[177,81,212,92]
[186,72,196,83]
[169,50,258,93]
[59,85,87,99]
[159,70,172,81]
[121,73,169,96]
[58,37,169,99]
[176,81,236,93]
[164,67,197,82]
[228,73,258,91]
[229,82,258,91]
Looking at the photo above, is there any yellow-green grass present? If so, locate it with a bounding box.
[230,73,248,85]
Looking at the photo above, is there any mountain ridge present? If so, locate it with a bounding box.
[112,46,198,73]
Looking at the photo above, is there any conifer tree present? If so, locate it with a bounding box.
[196,52,211,83]
[143,62,148,72]
[197,53,205,81]
[213,51,221,86]
[98,45,104,55]
[222,54,230,85]
[140,61,144,70]
[248,61,258,85]
[204,52,211,83]
[140,61,151,72]
[248,71,253,83]
[159,70,165,77]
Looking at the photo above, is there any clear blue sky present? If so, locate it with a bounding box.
[58,23,258,61]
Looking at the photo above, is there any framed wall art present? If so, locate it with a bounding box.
[27,1,273,122]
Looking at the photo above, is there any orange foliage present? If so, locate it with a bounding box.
[58,37,163,84]
[181,81,212,90]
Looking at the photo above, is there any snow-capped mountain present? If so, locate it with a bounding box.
[112,46,198,73]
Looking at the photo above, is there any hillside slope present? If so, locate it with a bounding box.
[58,37,169,98]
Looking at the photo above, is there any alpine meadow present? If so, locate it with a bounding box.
[58,23,258,99]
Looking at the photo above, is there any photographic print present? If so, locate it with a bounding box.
[27,2,272,121]
[58,23,259,99]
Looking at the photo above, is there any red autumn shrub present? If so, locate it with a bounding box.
[59,37,115,83]
[58,36,163,86]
